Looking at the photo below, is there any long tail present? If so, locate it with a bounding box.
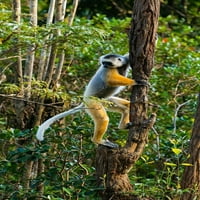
[36,104,84,141]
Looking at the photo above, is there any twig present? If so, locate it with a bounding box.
[0,93,64,107]
[173,100,191,134]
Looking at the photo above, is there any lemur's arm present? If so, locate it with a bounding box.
[106,68,136,87]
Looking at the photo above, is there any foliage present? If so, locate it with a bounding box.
[77,0,200,27]
[0,120,101,200]
[132,15,200,199]
[0,1,200,199]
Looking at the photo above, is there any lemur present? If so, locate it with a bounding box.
[36,53,147,148]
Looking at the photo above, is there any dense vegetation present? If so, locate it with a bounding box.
[0,1,199,199]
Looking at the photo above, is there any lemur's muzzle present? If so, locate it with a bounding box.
[102,61,113,68]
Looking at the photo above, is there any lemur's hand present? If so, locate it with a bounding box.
[101,139,119,148]
[136,80,150,87]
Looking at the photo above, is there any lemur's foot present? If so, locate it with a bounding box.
[101,139,119,148]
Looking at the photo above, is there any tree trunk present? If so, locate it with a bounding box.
[51,0,68,87]
[23,160,34,200]
[96,0,160,199]
[12,0,23,92]
[35,1,68,198]
[68,0,79,26]
[181,94,200,200]
[12,0,25,129]
[20,1,38,198]
[37,0,55,81]
[24,0,37,98]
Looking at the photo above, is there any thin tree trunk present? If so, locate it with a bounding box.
[55,0,66,22]
[68,0,79,26]
[36,159,45,200]
[96,0,160,199]
[24,0,38,98]
[12,0,23,92]
[53,52,65,87]
[23,160,34,200]
[181,94,200,200]
[52,0,68,87]
[41,0,58,83]
[35,2,68,198]
[35,0,56,127]
[12,0,26,129]
[44,44,57,86]
[37,0,56,81]
[35,0,68,125]
[44,0,67,86]
[22,1,38,198]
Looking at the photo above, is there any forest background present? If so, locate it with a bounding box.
[0,0,199,199]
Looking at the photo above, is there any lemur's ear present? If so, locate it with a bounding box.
[123,53,129,60]
[99,55,105,65]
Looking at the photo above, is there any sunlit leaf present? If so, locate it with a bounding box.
[181,163,193,166]
[164,162,177,167]
[172,148,182,155]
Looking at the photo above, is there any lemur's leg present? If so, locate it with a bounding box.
[107,96,130,129]
[84,98,109,145]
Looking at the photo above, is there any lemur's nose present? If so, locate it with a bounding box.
[102,61,113,67]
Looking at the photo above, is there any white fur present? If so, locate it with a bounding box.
[36,104,84,141]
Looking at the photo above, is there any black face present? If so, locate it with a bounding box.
[102,61,113,68]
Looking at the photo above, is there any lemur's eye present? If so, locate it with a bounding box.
[118,58,122,61]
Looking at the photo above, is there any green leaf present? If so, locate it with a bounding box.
[62,187,72,196]
[164,162,177,167]
[172,148,182,155]
[181,163,193,166]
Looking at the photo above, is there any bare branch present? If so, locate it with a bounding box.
[173,100,191,134]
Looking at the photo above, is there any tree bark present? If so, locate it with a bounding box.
[12,0,25,129]
[181,94,200,200]
[24,0,38,98]
[68,0,79,26]
[52,0,68,87]
[23,160,34,200]
[44,0,67,87]
[21,1,38,198]
[12,0,23,91]
[96,0,160,199]
[37,0,55,81]
[35,1,68,198]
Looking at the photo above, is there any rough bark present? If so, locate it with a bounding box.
[181,94,200,200]
[96,0,160,199]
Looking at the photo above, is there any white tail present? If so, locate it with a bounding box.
[36,104,84,141]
